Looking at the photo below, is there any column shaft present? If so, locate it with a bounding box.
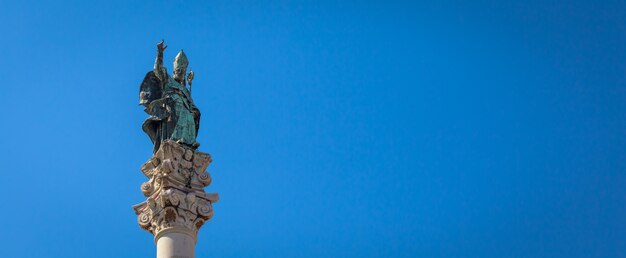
[156,232,195,258]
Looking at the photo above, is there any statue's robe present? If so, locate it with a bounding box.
[140,71,200,153]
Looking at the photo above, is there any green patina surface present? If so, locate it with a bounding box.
[163,77,197,145]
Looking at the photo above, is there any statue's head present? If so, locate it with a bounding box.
[173,49,189,82]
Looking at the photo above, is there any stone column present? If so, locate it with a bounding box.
[134,140,219,258]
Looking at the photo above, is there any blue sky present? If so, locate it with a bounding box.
[0,1,625,257]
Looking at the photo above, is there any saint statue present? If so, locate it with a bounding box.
[140,40,201,153]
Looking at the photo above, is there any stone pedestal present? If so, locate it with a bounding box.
[134,140,219,258]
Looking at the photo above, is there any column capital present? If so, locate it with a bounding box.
[134,140,219,242]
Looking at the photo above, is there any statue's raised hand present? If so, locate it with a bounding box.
[157,40,167,53]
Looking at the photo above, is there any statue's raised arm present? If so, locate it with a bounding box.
[154,40,168,82]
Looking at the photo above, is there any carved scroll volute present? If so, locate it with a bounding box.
[197,171,212,187]
[141,179,154,196]
[193,152,213,187]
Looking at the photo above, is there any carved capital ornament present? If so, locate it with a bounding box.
[134,140,219,242]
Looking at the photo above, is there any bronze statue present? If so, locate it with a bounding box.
[140,40,200,153]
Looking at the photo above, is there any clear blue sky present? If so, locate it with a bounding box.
[0,1,624,257]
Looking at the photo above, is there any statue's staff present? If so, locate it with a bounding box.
[187,69,194,95]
